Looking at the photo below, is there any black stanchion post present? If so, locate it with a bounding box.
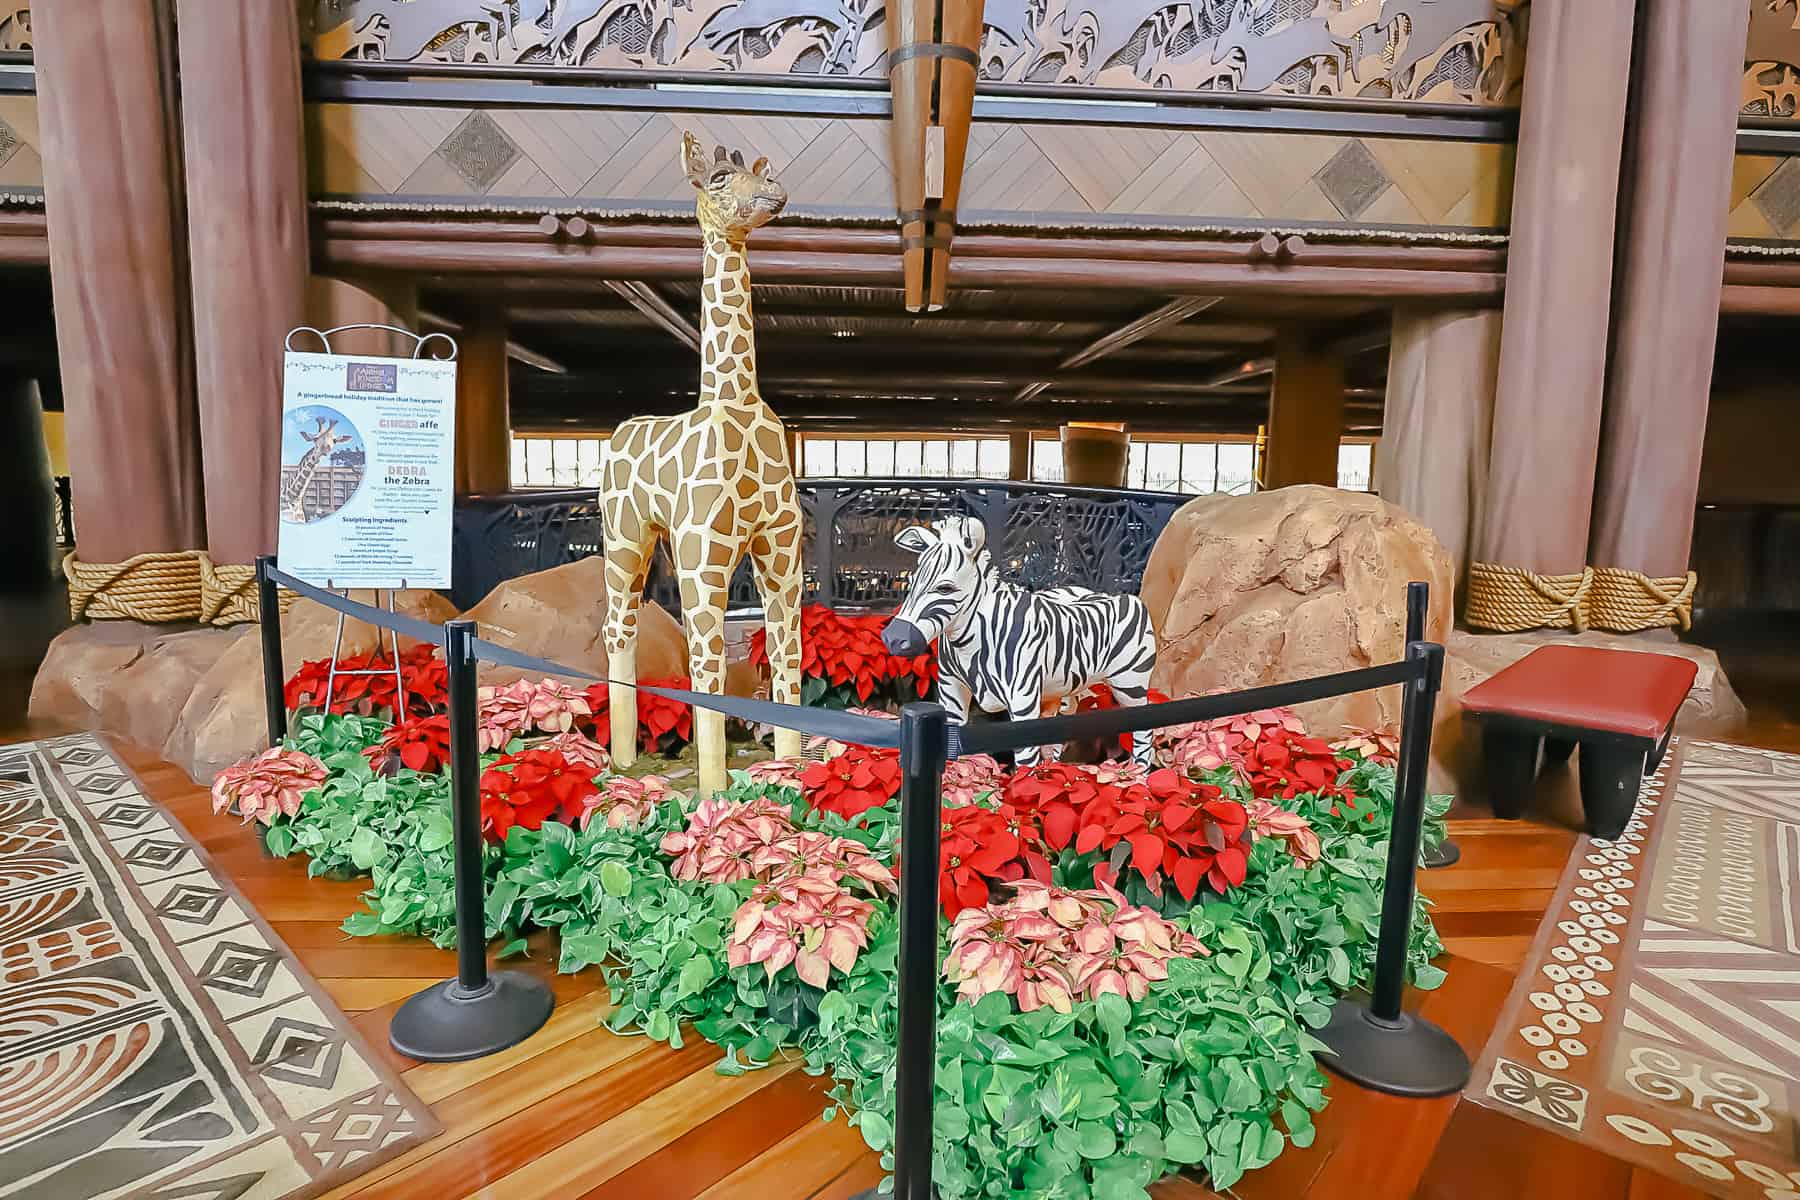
[390,619,554,1062]
[1406,582,1459,870]
[256,555,287,746]
[856,702,949,1200]
[1317,635,1471,1097]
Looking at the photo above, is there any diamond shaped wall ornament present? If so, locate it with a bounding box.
[199,941,282,998]
[1316,140,1392,220]
[0,118,16,169]
[439,111,520,192]
[1753,157,1800,235]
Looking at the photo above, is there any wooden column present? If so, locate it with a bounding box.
[1377,309,1502,578]
[1007,431,1031,481]
[1476,0,1636,575]
[1263,332,1344,490]
[455,306,512,495]
[886,0,984,312]
[1590,0,1751,580]
[34,0,204,561]
[306,275,420,357]
[175,0,308,565]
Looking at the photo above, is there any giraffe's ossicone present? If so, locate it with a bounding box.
[598,132,806,797]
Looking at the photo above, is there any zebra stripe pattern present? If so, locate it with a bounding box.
[884,517,1159,767]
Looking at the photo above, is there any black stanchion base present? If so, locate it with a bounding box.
[389,971,554,1063]
[1420,837,1461,869]
[1316,995,1471,1098]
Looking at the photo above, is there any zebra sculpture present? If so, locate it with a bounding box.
[881,516,1159,766]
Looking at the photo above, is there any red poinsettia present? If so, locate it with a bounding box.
[801,746,902,821]
[1087,769,1254,901]
[363,714,451,774]
[1243,728,1354,802]
[285,657,333,714]
[1003,762,1121,852]
[1075,684,1171,755]
[582,678,694,754]
[749,604,937,705]
[478,748,600,841]
[937,804,1022,918]
[398,645,448,716]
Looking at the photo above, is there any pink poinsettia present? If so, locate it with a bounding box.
[1332,725,1401,768]
[1086,759,1150,788]
[1066,900,1209,1004]
[659,796,795,884]
[942,880,1205,1013]
[1247,799,1324,868]
[525,680,591,733]
[1157,705,1308,774]
[476,681,534,753]
[579,773,674,831]
[751,829,896,895]
[538,729,611,775]
[941,754,1006,807]
[728,874,875,989]
[211,747,327,827]
[743,758,809,790]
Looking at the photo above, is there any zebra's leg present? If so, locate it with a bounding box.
[1107,665,1158,766]
[1007,681,1052,767]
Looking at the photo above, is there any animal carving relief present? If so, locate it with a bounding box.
[310,0,1523,105]
[1746,0,1800,119]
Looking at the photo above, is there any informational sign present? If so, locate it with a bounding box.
[277,349,457,589]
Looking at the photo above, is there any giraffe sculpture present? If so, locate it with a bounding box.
[600,132,805,797]
[282,417,351,523]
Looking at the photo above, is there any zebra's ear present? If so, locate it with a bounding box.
[960,519,987,553]
[894,525,935,554]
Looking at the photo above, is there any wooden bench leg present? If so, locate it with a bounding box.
[1542,736,1578,767]
[1483,725,1540,820]
[1578,743,1647,840]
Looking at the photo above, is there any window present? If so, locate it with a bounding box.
[511,435,607,489]
[1337,441,1375,492]
[1033,435,1259,495]
[797,435,1009,480]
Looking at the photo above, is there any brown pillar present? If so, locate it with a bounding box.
[34,0,204,561]
[455,307,512,495]
[1590,0,1751,584]
[1263,332,1344,490]
[175,0,309,564]
[1476,0,1635,576]
[1377,309,1501,578]
[306,275,421,357]
[1007,432,1031,481]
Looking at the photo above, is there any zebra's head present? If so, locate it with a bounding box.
[882,517,991,657]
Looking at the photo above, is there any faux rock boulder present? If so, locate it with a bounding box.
[1140,485,1456,738]
[461,555,687,685]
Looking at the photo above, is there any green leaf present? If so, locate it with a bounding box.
[857,1110,894,1152]
[677,956,713,998]
[264,823,296,857]
[417,811,453,852]
[497,937,529,959]
[349,826,385,871]
[600,861,632,898]
[1077,1122,1117,1159]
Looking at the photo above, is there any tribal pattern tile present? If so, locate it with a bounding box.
[0,734,437,1199]
[1472,740,1800,1199]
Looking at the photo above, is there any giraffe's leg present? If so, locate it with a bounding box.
[748,519,805,760]
[674,527,734,798]
[602,497,656,768]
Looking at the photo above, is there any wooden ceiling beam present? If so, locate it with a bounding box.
[601,280,702,352]
[1014,295,1224,403]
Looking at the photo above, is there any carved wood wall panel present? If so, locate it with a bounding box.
[1745,0,1800,118]
[307,101,1515,227]
[0,4,28,53]
[308,0,1526,105]
[1729,152,1800,239]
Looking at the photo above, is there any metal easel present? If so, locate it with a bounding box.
[281,323,458,717]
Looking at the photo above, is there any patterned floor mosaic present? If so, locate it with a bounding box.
[0,734,437,1199]
[1471,739,1800,1199]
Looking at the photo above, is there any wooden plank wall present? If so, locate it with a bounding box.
[306,103,1516,229]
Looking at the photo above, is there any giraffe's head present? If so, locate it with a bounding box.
[302,418,349,454]
[682,131,787,241]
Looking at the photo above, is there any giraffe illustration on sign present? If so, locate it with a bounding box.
[600,132,805,796]
[282,417,352,524]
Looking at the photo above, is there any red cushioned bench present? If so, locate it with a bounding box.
[1460,645,1697,839]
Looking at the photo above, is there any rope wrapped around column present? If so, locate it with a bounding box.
[1588,567,1696,633]
[1464,562,1593,633]
[198,555,297,626]
[63,550,205,623]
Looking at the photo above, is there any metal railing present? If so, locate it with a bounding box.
[449,478,1189,610]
